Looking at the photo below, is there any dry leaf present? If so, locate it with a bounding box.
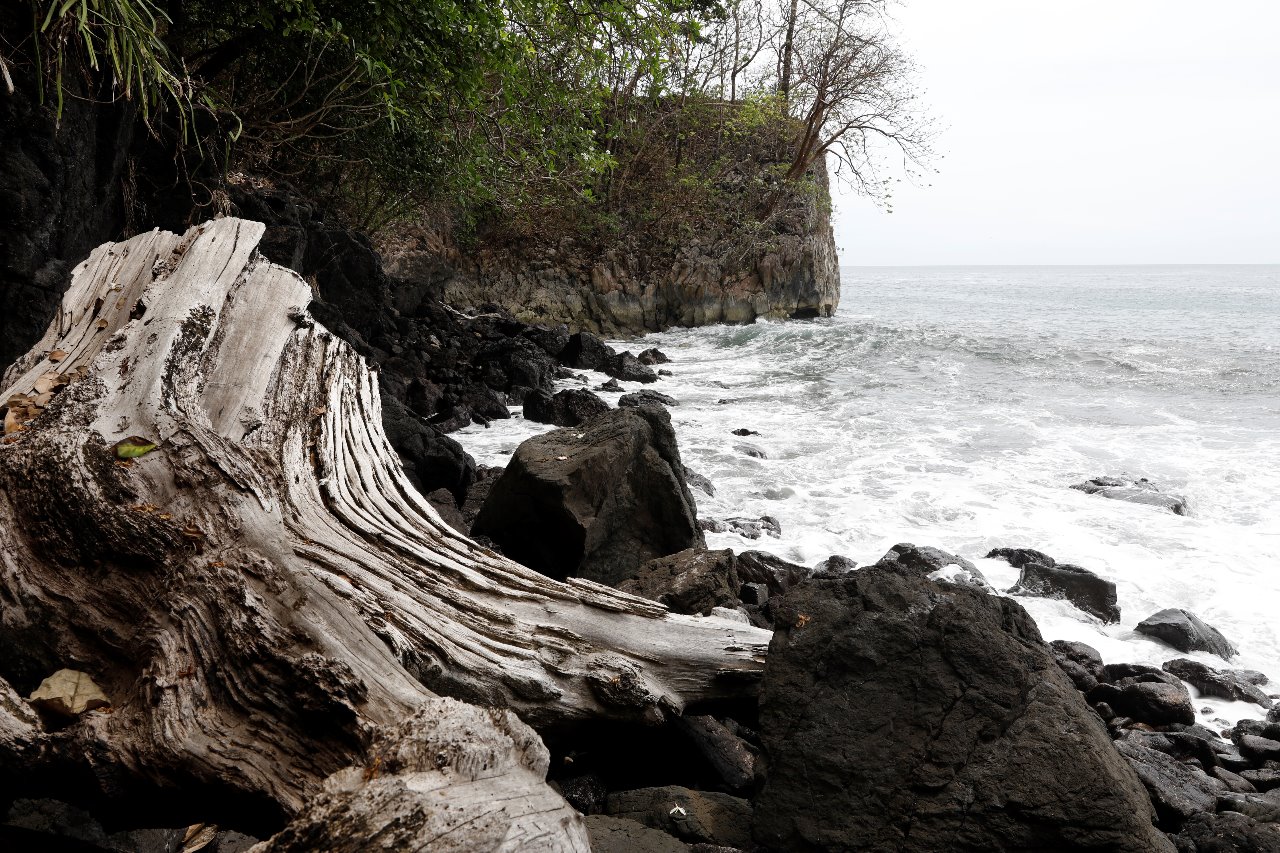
[34,372,60,395]
[47,349,67,363]
[96,318,109,330]
[181,823,218,852]
[33,392,52,408]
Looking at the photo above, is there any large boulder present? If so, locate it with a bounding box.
[618,548,810,618]
[753,564,1173,852]
[1163,659,1273,708]
[471,407,704,585]
[1173,811,1280,853]
[1137,609,1238,660]
[1088,681,1196,726]
[877,542,992,592]
[1114,738,1228,826]
[1071,476,1190,516]
[522,387,611,427]
[562,331,617,370]
[619,390,677,409]
[992,550,1121,624]
[605,351,659,384]
[380,397,476,503]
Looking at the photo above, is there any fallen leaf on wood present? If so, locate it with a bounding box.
[28,669,110,716]
[96,318,109,330]
[47,349,68,363]
[114,436,158,459]
[181,823,218,852]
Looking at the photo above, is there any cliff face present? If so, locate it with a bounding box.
[385,160,840,337]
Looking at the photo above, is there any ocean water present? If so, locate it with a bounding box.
[456,265,1280,724]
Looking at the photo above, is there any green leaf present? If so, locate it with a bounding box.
[114,436,158,459]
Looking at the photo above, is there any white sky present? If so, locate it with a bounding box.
[833,1,1280,264]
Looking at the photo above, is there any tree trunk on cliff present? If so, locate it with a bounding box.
[0,218,769,842]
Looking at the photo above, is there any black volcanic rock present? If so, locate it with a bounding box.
[1071,475,1190,516]
[753,564,1172,852]
[472,407,703,585]
[1163,659,1273,708]
[1137,609,1238,660]
[1008,561,1121,623]
[523,387,611,427]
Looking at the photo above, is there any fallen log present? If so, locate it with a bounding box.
[0,219,769,842]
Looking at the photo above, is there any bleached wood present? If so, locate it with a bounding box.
[0,219,768,836]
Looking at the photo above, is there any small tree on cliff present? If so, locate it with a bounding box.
[779,0,932,196]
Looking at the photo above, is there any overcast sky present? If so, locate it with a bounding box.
[833,1,1280,265]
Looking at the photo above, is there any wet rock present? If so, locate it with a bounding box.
[754,563,1172,852]
[1051,640,1106,693]
[472,407,703,585]
[522,387,610,427]
[424,488,469,534]
[562,331,617,370]
[1163,659,1273,708]
[658,369,673,377]
[735,551,811,595]
[1114,738,1228,826]
[1137,609,1238,660]
[638,348,670,365]
[584,815,690,853]
[1089,682,1196,727]
[1105,662,1187,687]
[606,786,751,848]
[700,516,780,540]
[620,390,677,409]
[598,378,625,392]
[733,443,766,459]
[1173,811,1280,852]
[1213,766,1259,794]
[381,397,475,503]
[730,429,758,436]
[1237,736,1280,764]
[813,554,858,573]
[683,468,715,497]
[1007,561,1120,623]
[1217,791,1280,823]
[28,669,109,718]
[522,323,571,359]
[986,546,1057,567]
[1239,770,1280,793]
[1071,475,1190,516]
[619,549,740,615]
[877,542,993,592]
[606,352,659,384]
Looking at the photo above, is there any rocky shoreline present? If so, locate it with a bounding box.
[3,216,1278,852]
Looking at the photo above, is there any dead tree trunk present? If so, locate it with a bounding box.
[0,219,769,844]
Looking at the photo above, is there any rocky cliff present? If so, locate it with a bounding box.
[384,160,841,336]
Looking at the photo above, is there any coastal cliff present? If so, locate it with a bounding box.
[384,158,841,337]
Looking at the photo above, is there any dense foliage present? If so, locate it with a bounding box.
[0,0,930,233]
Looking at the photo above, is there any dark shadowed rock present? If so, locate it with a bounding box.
[878,542,992,592]
[1238,736,1280,764]
[1163,659,1273,708]
[683,468,715,497]
[424,488,469,535]
[1218,791,1280,824]
[1071,476,1190,516]
[522,387,610,427]
[1008,561,1121,622]
[618,549,741,616]
[1174,810,1280,852]
[735,551,811,596]
[606,352,659,383]
[1115,739,1228,827]
[753,564,1173,852]
[1051,639,1106,693]
[522,323,571,359]
[598,378,625,392]
[1239,769,1280,793]
[563,331,617,370]
[557,774,609,815]
[584,815,690,853]
[637,348,670,365]
[675,716,755,791]
[472,407,703,585]
[986,546,1057,567]
[814,554,858,573]
[620,390,677,409]
[1137,609,1238,660]
[381,397,475,503]
[606,786,751,848]
[733,443,766,458]
[1088,681,1196,726]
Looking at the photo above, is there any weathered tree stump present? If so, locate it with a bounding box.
[0,219,769,845]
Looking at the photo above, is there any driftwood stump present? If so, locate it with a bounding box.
[0,219,769,846]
